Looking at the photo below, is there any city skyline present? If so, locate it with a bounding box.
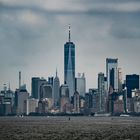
[0,0,140,92]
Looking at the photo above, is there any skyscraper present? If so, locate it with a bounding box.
[126,74,139,98]
[31,77,40,99]
[75,73,86,97]
[98,72,106,112]
[31,77,47,99]
[53,70,60,107]
[106,58,118,92]
[64,25,75,97]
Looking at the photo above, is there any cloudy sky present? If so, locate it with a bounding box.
[0,0,140,92]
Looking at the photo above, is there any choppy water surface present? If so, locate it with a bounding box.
[0,116,140,140]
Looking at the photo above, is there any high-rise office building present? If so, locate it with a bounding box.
[53,70,60,107]
[85,89,99,112]
[31,77,47,99]
[40,84,53,99]
[75,73,86,97]
[106,58,118,92]
[98,72,106,112]
[126,74,139,98]
[64,25,75,98]
[31,77,40,99]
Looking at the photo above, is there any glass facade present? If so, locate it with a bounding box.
[64,42,75,97]
[126,74,139,98]
[106,58,118,92]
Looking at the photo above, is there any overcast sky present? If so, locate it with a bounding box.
[0,0,140,92]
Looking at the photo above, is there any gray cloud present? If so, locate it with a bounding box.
[110,14,140,39]
[1,0,140,15]
[0,0,140,91]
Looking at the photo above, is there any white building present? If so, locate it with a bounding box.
[25,98,39,115]
[75,73,86,97]
[16,88,29,115]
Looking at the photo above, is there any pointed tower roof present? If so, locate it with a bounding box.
[68,24,71,42]
[54,68,60,82]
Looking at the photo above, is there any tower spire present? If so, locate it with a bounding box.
[68,24,71,42]
[19,71,21,89]
[56,68,58,77]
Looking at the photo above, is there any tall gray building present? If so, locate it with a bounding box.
[98,72,106,112]
[106,58,118,92]
[64,25,75,98]
[53,70,60,107]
